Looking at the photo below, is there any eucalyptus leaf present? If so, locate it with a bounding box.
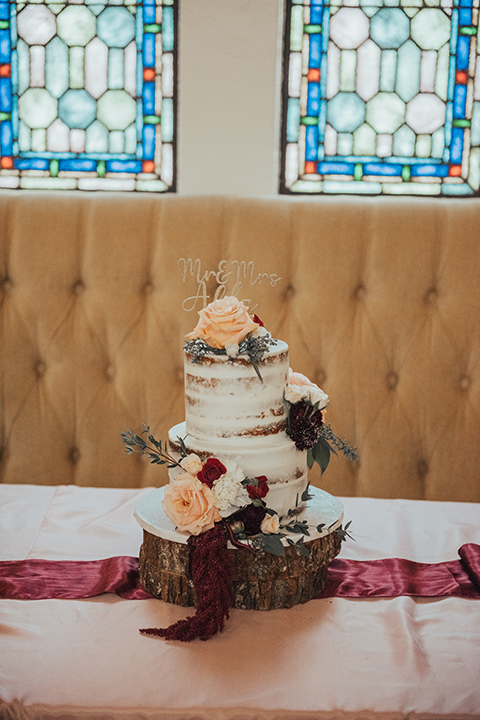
[313,440,330,474]
[260,534,285,556]
[307,448,315,470]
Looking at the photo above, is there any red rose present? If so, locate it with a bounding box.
[252,314,264,327]
[246,475,269,500]
[197,457,227,488]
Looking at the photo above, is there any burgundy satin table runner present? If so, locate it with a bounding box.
[1,543,479,601]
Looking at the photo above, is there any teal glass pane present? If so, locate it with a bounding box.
[0,0,177,192]
[280,0,480,197]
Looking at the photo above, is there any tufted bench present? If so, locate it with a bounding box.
[1,192,479,502]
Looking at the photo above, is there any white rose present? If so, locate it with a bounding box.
[180,453,203,476]
[225,342,239,358]
[250,326,269,339]
[260,513,280,534]
[285,369,329,409]
[212,459,249,515]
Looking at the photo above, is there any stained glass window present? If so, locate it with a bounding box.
[280,0,480,196]
[0,0,176,192]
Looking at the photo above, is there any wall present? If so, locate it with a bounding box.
[178,0,284,196]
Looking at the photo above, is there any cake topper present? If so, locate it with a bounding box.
[177,258,281,312]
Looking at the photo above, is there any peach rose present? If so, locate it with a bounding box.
[162,474,221,535]
[185,297,259,349]
[260,513,280,535]
[180,453,203,476]
[285,368,329,409]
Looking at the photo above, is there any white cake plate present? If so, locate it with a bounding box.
[135,485,344,546]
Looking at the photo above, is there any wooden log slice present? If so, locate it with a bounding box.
[139,528,342,611]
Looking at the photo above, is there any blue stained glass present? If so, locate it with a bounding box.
[0,1,177,192]
[163,6,174,52]
[15,159,50,170]
[143,5,156,23]
[107,160,143,173]
[143,125,155,159]
[411,164,449,177]
[1,121,12,153]
[308,35,322,69]
[305,126,319,160]
[143,34,156,67]
[59,159,97,172]
[319,161,354,174]
[0,29,10,62]
[0,78,11,112]
[143,82,155,114]
[456,36,470,70]
[450,127,464,162]
[454,85,467,118]
[281,0,480,196]
[306,83,320,116]
[363,163,402,176]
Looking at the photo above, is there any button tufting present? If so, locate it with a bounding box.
[284,284,296,300]
[459,375,470,391]
[34,360,46,377]
[417,460,429,477]
[105,364,115,381]
[69,446,80,465]
[387,371,398,390]
[143,280,154,294]
[424,287,438,305]
[1,276,14,292]
[72,279,85,295]
[354,283,366,300]
[315,369,326,386]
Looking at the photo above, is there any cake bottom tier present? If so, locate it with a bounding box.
[168,421,308,518]
[139,527,342,611]
[135,486,344,611]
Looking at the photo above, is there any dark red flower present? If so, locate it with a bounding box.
[197,457,226,488]
[252,314,264,327]
[231,504,267,536]
[288,401,324,451]
[246,475,269,500]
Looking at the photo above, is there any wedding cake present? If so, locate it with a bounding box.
[127,296,355,640]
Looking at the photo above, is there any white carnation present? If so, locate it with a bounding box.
[285,369,329,409]
[212,459,249,515]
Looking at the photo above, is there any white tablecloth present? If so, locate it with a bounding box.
[1,484,479,720]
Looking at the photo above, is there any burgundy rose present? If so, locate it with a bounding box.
[246,475,269,500]
[288,401,324,451]
[197,457,226,488]
[252,314,264,327]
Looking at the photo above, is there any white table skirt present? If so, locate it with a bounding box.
[1,483,480,720]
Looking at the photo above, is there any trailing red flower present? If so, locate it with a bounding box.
[288,401,324,451]
[252,313,264,327]
[197,457,226,488]
[246,475,269,500]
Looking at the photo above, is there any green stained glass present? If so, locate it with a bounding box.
[281,0,480,196]
[0,0,177,192]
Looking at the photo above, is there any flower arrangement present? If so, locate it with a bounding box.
[121,427,318,558]
[285,368,358,472]
[184,296,275,380]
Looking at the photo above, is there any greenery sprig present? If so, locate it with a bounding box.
[184,334,277,382]
[121,425,186,468]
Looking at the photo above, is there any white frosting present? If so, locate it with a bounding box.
[168,339,310,518]
[184,341,288,440]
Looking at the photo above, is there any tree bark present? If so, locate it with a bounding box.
[139,529,342,610]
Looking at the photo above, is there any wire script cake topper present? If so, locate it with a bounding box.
[177,258,282,311]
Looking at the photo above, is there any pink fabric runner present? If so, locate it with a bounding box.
[1,543,479,601]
